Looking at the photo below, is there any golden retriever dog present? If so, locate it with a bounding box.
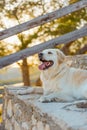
[17,49,87,103]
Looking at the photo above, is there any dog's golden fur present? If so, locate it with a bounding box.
[18,49,87,103]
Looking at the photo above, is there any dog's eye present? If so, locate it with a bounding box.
[48,52,52,54]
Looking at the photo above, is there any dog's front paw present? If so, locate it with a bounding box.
[39,96,52,103]
[38,96,48,103]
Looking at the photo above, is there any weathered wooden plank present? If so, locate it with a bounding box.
[0,0,87,40]
[0,25,87,69]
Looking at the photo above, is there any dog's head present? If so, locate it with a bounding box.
[38,49,65,70]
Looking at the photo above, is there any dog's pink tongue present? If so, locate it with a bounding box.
[39,62,51,70]
[39,63,46,70]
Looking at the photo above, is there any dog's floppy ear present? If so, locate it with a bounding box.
[56,49,65,64]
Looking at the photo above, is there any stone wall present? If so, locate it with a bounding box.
[3,86,87,130]
[3,54,87,130]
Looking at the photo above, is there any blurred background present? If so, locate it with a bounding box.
[0,0,87,125]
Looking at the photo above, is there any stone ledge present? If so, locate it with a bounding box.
[3,86,87,130]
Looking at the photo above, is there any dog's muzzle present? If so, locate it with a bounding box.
[38,52,54,70]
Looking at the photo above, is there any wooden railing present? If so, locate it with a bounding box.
[0,0,87,69]
[0,0,87,41]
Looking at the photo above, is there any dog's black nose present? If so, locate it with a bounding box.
[38,53,43,59]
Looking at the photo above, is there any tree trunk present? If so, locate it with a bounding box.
[61,42,73,55]
[76,44,87,55]
[21,58,30,86]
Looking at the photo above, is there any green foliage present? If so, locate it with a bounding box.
[0,42,12,57]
